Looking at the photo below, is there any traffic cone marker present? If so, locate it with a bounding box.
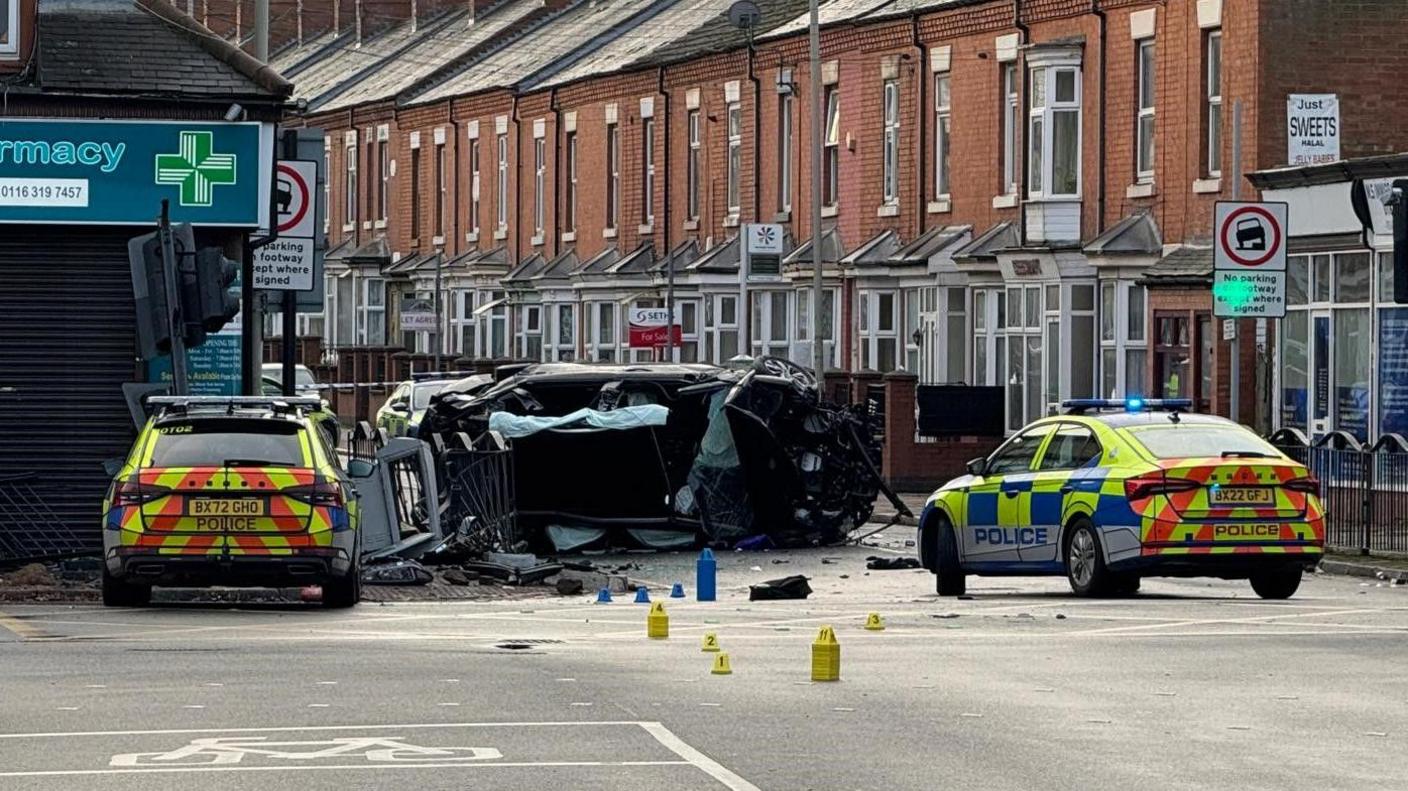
[711,652,733,675]
[864,612,885,631]
[701,632,721,652]
[596,587,613,603]
[634,586,651,604]
[647,601,669,640]
[670,582,686,598]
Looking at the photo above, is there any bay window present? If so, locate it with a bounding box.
[706,294,740,362]
[588,301,618,362]
[520,304,543,360]
[549,303,577,361]
[859,290,898,372]
[750,291,790,358]
[1099,280,1148,398]
[795,287,839,369]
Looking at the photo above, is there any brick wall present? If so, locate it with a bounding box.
[882,372,1004,492]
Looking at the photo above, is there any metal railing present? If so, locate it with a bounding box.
[0,473,93,564]
[441,432,519,554]
[1272,429,1408,555]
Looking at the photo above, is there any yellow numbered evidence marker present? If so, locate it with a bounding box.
[811,625,840,682]
[864,612,885,631]
[701,632,721,652]
[711,652,733,675]
[647,601,669,640]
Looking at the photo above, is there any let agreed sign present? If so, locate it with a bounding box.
[1213,201,1289,319]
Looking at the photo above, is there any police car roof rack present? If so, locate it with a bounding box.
[147,395,322,418]
[1062,398,1193,416]
[411,370,475,382]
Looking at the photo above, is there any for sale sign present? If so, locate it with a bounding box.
[628,307,681,348]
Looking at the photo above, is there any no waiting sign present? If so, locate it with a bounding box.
[254,160,317,291]
[1214,201,1289,318]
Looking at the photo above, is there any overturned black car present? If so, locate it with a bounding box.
[419,358,897,552]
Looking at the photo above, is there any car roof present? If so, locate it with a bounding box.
[1087,411,1237,430]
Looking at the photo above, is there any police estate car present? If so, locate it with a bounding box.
[918,399,1325,599]
[101,397,361,608]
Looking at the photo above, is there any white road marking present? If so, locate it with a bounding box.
[55,708,79,712]
[182,706,205,710]
[307,704,330,709]
[436,703,460,707]
[639,721,762,791]
[0,760,694,778]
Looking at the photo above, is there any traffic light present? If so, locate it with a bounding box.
[126,224,196,361]
[1393,179,1408,304]
[194,247,241,334]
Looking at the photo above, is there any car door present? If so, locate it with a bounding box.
[1022,423,1102,564]
[963,423,1055,565]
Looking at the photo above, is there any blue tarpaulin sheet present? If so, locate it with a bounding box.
[488,404,669,438]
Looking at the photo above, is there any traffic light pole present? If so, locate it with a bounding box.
[158,200,190,396]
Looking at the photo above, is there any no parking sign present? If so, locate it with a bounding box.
[1213,201,1289,319]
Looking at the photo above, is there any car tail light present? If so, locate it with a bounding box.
[111,481,170,507]
[286,482,344,508]
[1284,476,1320,497]
[1124,475,1201,501]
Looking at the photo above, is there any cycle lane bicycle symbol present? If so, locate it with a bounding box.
[110,736,503,767]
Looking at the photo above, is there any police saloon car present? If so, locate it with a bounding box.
[918,400,1325,599]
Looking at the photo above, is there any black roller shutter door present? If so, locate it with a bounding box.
[0,227,140,558]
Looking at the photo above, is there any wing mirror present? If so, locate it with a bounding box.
[347,458,378,479]
[966,457,988,477]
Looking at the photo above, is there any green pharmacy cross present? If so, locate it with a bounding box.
[154,131,238,207]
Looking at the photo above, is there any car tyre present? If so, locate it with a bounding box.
[932,515,966,597]
[1110,573,1141,596]
[323,549,361,609]
[1065,519,1111,597]
[101,568,151,608]
[1249,565,1302,600]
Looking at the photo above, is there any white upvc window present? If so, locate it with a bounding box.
[641,117,655,226]
[705,294,740,363]
[533,137,546,236]
[882,80,900,205]
[377,133,389,224]
[468,138,481,236]
[344,134,358,227]
[495,134,508,231]
[795,287,840,369]
[452,291,477,356]
[0,0,19,57]
[858,290,899,372]
[1001,64,1018,195]
[588,301,618,362]
[675,299,701,363]
[1027,64,1082,199]
[823,86,840,207]
[686,111,701,220]
[322,139,331,234]
[549,302,577,361]
[435,141,447,238]
[360,277,386,346]
[606,122,620,230]
[905,286,967,382]
[934,73,952,199]
[1136,38,1156,183]
[564,132,578,233]
[1205,30,1223,177]
[778,93,793,212]
[1099,280,1148,399]
[520,304,543,360]
[749,290,791,358]
[726,102,742,215]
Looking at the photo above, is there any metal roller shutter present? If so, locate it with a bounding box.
[0,228,140,560]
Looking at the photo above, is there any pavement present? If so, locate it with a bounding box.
[1,526,1406,790]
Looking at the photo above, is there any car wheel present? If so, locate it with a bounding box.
[323,548,362,609]
[1064,519,1111,597]
[1249,565,1303,600]
[101,568,151,608]
[932,514,966,597]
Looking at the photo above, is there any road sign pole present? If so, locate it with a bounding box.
[158,200,189,396]
[1230,99,1242,424]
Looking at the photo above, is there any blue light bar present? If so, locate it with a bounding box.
[1062,398,1193,414]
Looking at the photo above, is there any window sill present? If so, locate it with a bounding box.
[362,221,373,230]
[531,234,544,247]
[638,224,654,235]
[374,219,388,230]
[466,231,479,243]
[342,223,356,233]
[821,205,838,218]
[603,227,618,239]
[723,214,740,228]
[683,219,699,231]
[1126,182,1157,200]
[409,238,420,249]
[1193,177,1222,194]
[432,235,445,247]
[561,231,577,243]
[927,199,951,215]
[774,210,792,223]
[876,203,899,218]
[991,194,1018,210]
[493,228,507,241]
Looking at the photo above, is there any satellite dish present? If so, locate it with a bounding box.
[728,0,762,30]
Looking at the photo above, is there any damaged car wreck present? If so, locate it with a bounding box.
[420,358,904,553]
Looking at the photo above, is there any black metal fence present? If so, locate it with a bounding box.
[1271,429,1408,555]
[441,432,519,554]
[0,473,92,565]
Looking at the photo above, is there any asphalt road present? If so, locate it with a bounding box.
[1,531,1405,791]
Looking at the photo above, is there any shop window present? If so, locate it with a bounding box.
[0,0,18,57]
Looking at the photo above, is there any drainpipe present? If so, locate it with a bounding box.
[1015,0,1029,245]
[1093,0,1107,235]
[551,88,563,261]
[912,15,927,236]
[512,94,521,264]
[659,66,674,360]
[746,42,762,223]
